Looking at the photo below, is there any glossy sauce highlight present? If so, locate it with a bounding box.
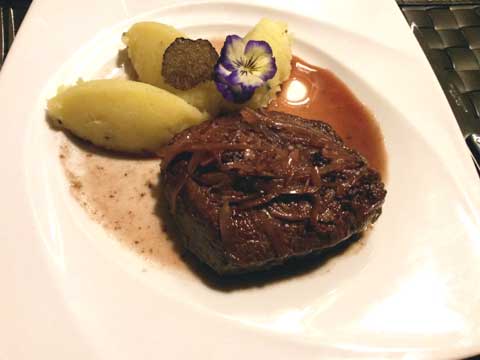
[269,56,387,176]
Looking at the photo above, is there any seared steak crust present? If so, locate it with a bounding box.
[160,109,386,274]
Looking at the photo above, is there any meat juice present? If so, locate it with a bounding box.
[269,56,386,177]
[60,55,386,271]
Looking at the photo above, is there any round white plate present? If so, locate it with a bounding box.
[2,1,480,359]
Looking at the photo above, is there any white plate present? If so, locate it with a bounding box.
[2,0,480,359]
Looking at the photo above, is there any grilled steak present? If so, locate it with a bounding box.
[160,109,386,274]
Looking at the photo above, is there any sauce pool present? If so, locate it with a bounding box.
[268,56,387,177]
[59,53,386,275]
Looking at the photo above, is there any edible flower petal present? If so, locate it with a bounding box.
[214,35,277,104]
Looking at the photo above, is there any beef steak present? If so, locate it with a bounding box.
[160,109,386,274]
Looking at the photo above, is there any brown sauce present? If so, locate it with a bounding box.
[59,140,188,271]
[59,54,384,279]
[268,56,387,176]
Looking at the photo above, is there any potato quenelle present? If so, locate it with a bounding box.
[47,79,207,153]
[123,19,291,114]
[47,18,292,153]
[122,22,223,116]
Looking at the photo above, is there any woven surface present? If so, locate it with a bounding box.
[402,4,480,136]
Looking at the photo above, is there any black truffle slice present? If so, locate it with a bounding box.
[162,37,219,90]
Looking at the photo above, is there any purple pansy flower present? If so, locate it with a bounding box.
[214,35,277,104]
